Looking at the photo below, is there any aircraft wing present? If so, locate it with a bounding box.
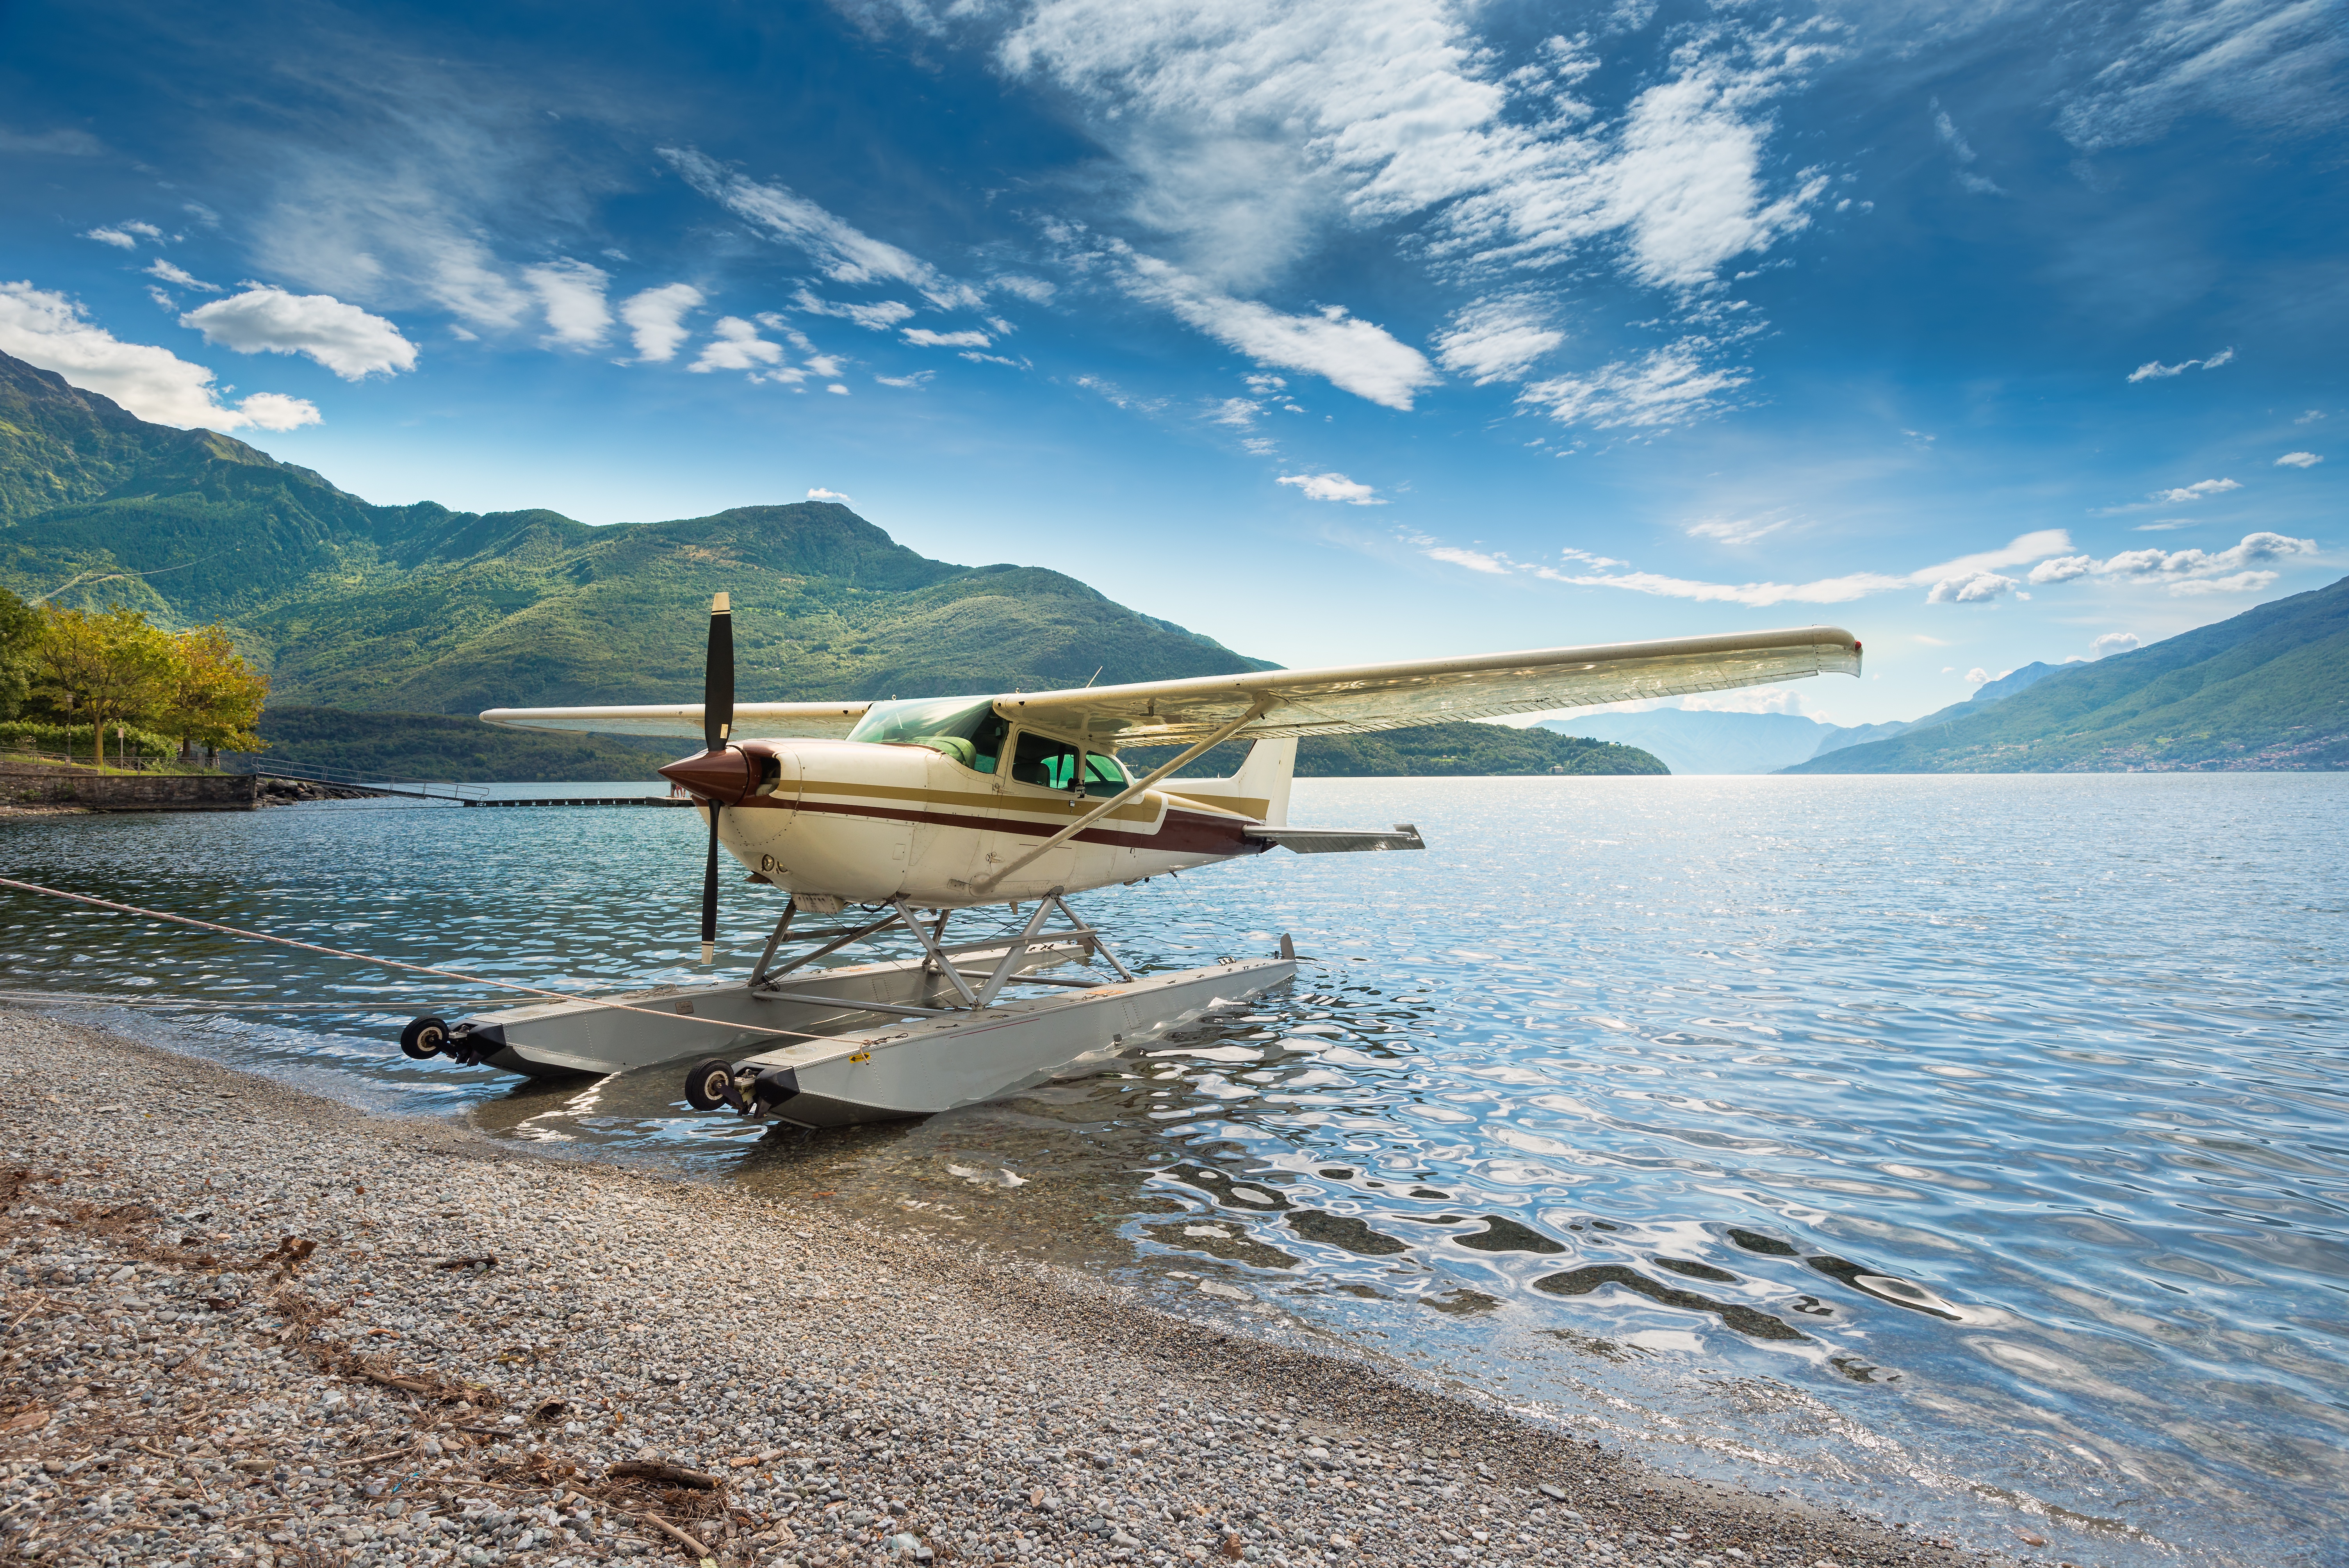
[1003,625,1862,745]
[478,701,872,740]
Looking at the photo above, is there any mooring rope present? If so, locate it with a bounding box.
[0,875,827,1043]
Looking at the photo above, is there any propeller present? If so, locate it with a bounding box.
[700,592,733,965]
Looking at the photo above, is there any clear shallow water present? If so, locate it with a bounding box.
[4,776,2344,1566]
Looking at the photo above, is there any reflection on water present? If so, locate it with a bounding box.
[4,775,2346,1566]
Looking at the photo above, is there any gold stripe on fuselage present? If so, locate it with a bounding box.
[788,777,1173,824]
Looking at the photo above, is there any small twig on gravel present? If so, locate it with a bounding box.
[607,1459,723,1489]
[629,1508,718,1559]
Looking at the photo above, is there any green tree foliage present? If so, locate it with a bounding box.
[163,624,269,759]
[30,605,176,768]
[1128,722,1669,779]
[0,587,37,717]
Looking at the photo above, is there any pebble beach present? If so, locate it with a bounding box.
[0,1011,1984,1568]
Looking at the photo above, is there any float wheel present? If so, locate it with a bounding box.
[684,1056,738,1112]
[399,1016,451,1060]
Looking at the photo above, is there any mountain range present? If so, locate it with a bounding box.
[4,347,1669,782]
[1546,585,2346,775]
[1542,662,2067,774]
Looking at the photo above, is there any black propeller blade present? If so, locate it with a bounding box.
[701,592,733,966]
[704,591,735,750]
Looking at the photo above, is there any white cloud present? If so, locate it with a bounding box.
[1432,295,1561,385]
[991,274,1057,303]
[827,383,850,395]
[2056,0,2345,153]
[0,281,320,432]
[618,283,704,362]
[1965,666,1994,684]
[144,260,219,293]
[2276,451,2322,468]
[2027,531,2317,596]
[1425,545,1510,572]
[1931,100,2005,196]
[1210,398,1257,429]
[1686,514,1788,547]
[661,146,981,309]
[1279,472,1382,504]
[180,287,417,380]
[1121,252,1435,410]
[2134,519,2194,531]
[807,488,853,503]
[522,259,611,347]
[1519,342,1750,429]
[902,328,992,348]
[1927,572,2019,604]
[2128,347,2234,382]
[691,317,798,382]
[2150,477,2240,502]
[84,222,163,250]
[874,371,934,388]
[2091,632,2140,658]
[1420,527,2088,608]
[792,289,918,331]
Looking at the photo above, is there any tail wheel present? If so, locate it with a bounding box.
[399,1016,451,1060]
[684,1056,739,1112]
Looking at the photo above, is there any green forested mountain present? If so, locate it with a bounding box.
[1130,724,1669,779]
[1785,574,2349,773]
[0,348,1274,714]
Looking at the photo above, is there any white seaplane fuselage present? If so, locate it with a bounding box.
[706,735,1291,909]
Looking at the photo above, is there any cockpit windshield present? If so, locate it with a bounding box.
[847,697,1009,773]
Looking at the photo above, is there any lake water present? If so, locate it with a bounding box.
[4,775,2344,1567]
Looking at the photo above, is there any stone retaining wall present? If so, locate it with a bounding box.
[0,764,263,811]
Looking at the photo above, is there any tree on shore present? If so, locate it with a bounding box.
[23,606,270,769]
[0,588,37,717]
[30,606,176,768]
[164,625,268,764]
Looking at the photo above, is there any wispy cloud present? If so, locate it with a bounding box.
[1,280,320,431]
[1931,99,2005,196]
[144,260,220,293]
[690,316,800,383]
[2055,0,2345,153]
[1431,295,1561,385]
[902,327,991,348]
[1121,251,1436,410]
[661,146,980,309]
[1413,528,2085,608]
[793,290,918,331]
[84,221,164,250]
[2128,346,2234,382]
[181,287,417,379]
[2275,451,2323,468]
[618,283,703,362]
[2149,477,2240,502]
[1685,513,1790,547]
[1518,342,1750,430]
[1278,472,1382,504]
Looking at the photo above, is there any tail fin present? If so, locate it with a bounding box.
[1150,737,1297,824]
[1233,737,1296,826]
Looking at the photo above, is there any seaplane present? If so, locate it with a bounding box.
[392,596,1859,1128]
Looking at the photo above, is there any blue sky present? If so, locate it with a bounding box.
[2,0,2340,725]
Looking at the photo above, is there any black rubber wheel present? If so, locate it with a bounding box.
[399,1016,451,1060]
[684,1056,738,1112]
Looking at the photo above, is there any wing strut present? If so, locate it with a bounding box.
[969,699,1268,895]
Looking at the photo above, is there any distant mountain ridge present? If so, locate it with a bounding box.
[0,347,1277,715]
[1785,576,2349,773]
[1538,662,2068,774]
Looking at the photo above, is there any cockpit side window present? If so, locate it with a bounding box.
[1011,731,1082,788]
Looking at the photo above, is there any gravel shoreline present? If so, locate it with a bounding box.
[0,1011,1984,1568]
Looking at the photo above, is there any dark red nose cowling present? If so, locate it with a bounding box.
[660,745,756,805]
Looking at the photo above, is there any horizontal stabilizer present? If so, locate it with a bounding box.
[1245,822,1427,855]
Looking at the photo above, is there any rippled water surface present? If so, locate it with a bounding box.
[4,776,2345,1566]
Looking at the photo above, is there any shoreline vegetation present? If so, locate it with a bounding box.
[0,1012,1978,1568]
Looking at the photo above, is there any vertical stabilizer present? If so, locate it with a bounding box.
[1233,737,1296,826]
